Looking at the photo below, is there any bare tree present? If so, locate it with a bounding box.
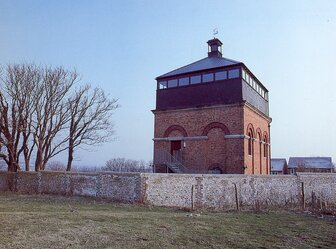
[33,67,77,171]
[0,63,118,172]
[66,86,118,171]
[46,161,66,171]
[16,65,40,171]
[103,158,152,173]
[0,64,39,171]
[74,165,102,172]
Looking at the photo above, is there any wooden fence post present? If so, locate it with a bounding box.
[191,185,195,211]
[301,182,305,210]
[233,183,239,211]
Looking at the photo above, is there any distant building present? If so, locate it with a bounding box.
[270,159,287,175]
[152,38,271,174]
[288,157,334,174]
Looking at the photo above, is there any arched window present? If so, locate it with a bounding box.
[246,124,255,158]
[258,133,262,155]
[262,133,269,174]
[263,136,268,158]
[248,131,253,155]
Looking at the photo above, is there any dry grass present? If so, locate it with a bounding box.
[0,193,335,249]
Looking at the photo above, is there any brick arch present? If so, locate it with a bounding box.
[256,128,262,140]
[201,122,230,136]
[247,123,255,166]
[256,128,263,175]
[263,131,269,174]
[246,123,255,138]
[163,125,188,137]
[263,131,269,143]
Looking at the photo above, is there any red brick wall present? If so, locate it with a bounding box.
[243,104,271,175]
[153,103,271,175]
[154,104,244,173]
[154,104,243,136]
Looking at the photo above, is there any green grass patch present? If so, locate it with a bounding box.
[0,193,335,249]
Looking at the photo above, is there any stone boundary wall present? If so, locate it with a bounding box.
[0,171,142,203]
[0,171,335,210]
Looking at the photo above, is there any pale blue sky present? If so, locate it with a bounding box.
[0,0,335,166]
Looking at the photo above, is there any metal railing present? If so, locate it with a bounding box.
[154,149,188,173]
[154,149,216,174]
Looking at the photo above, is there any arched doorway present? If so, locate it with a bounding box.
[202,122,230,173]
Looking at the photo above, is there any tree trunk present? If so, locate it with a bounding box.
[7,153,16,172]
[24,152,30,172]
[66,139,74,171]
[35,145,43,171]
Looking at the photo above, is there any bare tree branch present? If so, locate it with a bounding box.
[65,85,119,171]
[0,63,118,172]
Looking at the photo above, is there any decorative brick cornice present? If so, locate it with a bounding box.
[242,135,270,145]
[224,134,248,139]
[153,136,208,141]
[152,103,245,114]
[153,134,271,145]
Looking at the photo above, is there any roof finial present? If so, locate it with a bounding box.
[213,28,218,38]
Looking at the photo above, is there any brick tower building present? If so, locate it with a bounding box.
[153,38,271,174]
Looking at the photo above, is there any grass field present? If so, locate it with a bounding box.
[0,193,335,249]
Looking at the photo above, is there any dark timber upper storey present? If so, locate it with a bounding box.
[155,38,269,116]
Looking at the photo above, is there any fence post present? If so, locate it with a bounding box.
[191,185,195,210]
[233,183,240,211]
[301,182,305,210]
[37,171,42,194]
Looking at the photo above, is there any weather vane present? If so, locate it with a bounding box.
[213,28,218,38]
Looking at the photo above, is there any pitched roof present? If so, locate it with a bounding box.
[288,157,333,169]
[156,56,241,79]
[271,159,287,171]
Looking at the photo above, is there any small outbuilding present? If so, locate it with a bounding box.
[288,157,334,174]
[270,159,287,175]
